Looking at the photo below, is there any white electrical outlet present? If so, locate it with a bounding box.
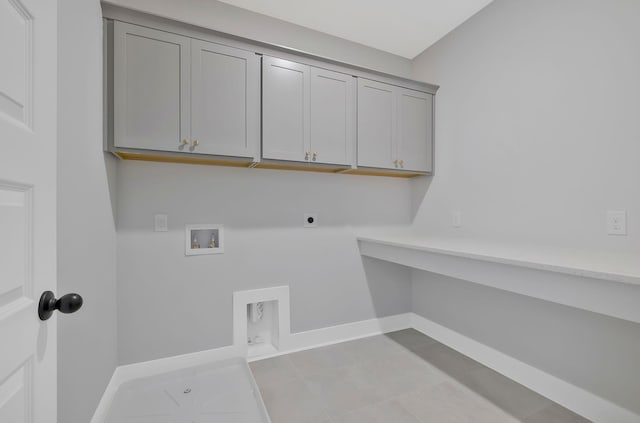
[304,213,318,228]
[606,210,627,236]
[452,211,462,228]
[154,214,168,232]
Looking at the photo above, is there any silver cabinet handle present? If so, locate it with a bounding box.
[312,152,318,161]
[304,152,310,161]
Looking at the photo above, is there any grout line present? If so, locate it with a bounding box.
[273,353,334,423]
[254,330,594,423]
[393,397,430,423]
[283,334,445,422]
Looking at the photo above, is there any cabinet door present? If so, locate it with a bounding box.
[262,56,310,162]
[397,88,433,172]
[191,40,260,158]
[357,78,396,169]
[309,67,355,166]
[113,22,190,151]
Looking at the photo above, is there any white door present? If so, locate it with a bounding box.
[262,56,310,162]
[191,39,260,158]
[0,0,58,422]
[309,67,354,166]
[397,88,433,172]
[113,22,191,152]
[356,78,396,169]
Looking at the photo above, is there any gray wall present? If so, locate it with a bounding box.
[107,0,416,365]
[411,0,640,251]
[102,0,412,78]
[58,0,640,420]
[57,0,118,422]
[409,0,640,416]
[116,162,413,364]
[412,271,640,415]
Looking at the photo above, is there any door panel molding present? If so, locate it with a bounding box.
[0,0,33,127]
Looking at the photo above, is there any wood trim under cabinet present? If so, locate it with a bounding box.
[338,168,427,178]
[113,151,428,177]
[114,151,254,168]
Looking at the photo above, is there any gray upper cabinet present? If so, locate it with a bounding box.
[108,16,436,175]
[191,39,260,158]
[113,22,259,158]
[113,22,190,152]
[262,56,355,166]
[262,56,309,162]
[309,67,354,166]
[397,88,433,172]
[357,78,395,169]
[357,78,433,172]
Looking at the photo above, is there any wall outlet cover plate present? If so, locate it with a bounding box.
[606,210,627,236]
[452,211,462,228]
[154,214,168,232]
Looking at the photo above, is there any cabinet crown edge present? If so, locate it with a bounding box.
[101,4,439,95]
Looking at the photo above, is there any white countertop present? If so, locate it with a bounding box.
[357,234,640,286]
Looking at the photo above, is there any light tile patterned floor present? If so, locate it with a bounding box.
[249,329,591,423]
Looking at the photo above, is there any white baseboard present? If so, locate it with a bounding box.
[253,312,412,361]
[116,345,241,382]
[410,313,639,423]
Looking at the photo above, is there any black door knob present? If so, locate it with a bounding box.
[38,291,83,321]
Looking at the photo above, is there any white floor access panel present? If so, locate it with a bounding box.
[104,358,271,423]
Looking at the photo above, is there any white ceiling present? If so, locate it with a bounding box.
[217,0,494,58]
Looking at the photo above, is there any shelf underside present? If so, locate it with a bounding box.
[114,152,428,178]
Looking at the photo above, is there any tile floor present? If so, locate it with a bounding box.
[249,329,591,423]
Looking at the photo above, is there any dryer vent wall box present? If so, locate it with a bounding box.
[247,300,279,357]
[249,302,264,323]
